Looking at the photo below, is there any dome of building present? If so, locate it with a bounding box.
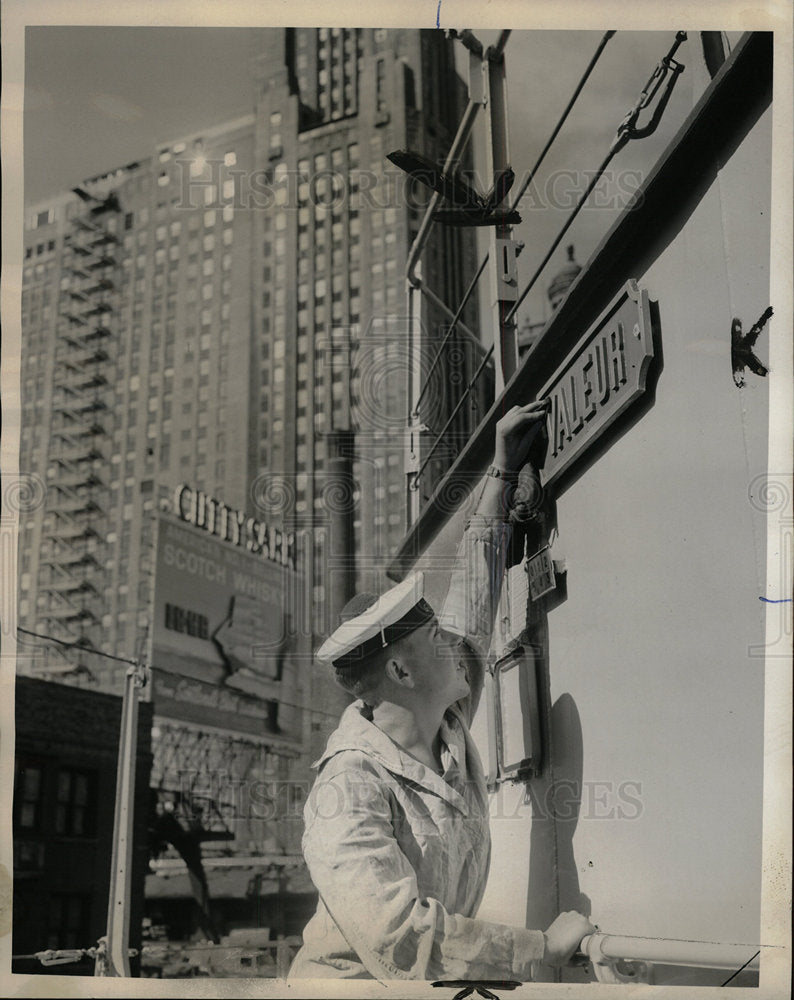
[517,316,545,356]
[547,244,582,310]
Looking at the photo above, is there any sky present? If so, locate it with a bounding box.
[22,25,712,326]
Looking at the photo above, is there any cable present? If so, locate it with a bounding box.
[506,145,621,324]
[411,344,495,489]
[720,951,761,987]
[17,625,141,666]
[583,932,764,948]
[16,625,347,724]
[508,31,616,214]
[505,30,687,325]
[412,253,490,417]
[11,944,137,967]
[11,950,94,964]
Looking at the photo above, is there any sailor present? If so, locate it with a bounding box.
[289,401,593,981]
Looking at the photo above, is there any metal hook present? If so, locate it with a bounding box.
[611,31,688,152]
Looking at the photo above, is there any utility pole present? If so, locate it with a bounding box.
[95,661,148,976]
[483,31,519,392]
[323,329,356,627]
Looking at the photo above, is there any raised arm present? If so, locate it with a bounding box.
[439,402,549,721]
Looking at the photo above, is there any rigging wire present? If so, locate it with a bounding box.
[504,144,623,324]
[410,31,616,488]
[507,31,616,214]
[17,625,141,666]
[412,253,490,417]
[15,625,344,723]
[720,950,761,987]
[505,30,688,325]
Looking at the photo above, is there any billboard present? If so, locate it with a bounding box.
[151,512,303,735]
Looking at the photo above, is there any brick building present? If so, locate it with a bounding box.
[12,677,153,975]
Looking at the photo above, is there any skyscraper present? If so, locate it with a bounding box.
[248,28,487,638]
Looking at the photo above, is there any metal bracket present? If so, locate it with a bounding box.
[405,424,431,474]
[577,936,654,984]
[591,957,654,984]
[731,306,772,387]
[494,239,519,301]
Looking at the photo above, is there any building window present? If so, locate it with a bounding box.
[46,894,91,951]
[54,769,97,838]
[13,762,43,831]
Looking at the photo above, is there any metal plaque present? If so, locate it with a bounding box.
[527,545,556,601]
[539,280,654,488]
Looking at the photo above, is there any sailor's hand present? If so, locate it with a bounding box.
[541,911,596,966]
[494,400,550,472]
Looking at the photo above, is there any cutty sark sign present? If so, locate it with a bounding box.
[540,279,654,487]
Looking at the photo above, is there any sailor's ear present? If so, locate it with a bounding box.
[384,656,415,689]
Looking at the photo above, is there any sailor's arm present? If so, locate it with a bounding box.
[476,399,550,521]
[440,401,549,721]
[301,753,593,981]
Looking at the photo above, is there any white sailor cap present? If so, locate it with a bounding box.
[316,571,435,671]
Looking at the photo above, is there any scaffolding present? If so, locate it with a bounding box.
[149,718,303,852]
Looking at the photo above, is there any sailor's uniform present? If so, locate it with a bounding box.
[289,515,545,981]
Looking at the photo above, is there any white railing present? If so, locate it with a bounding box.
[578,932,760,984]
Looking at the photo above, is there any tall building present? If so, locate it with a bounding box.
[16,27,487,942]
[19,111,260,692]
[248,27,487,634]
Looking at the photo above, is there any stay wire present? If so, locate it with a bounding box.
[17,625,141,666]
[505,144,622,325]
[505,29,686,325]
[720,950,761,987]
[507,30,616,214]
[15,625,344,724]
[413,29,615,425]
[578,931,766,948]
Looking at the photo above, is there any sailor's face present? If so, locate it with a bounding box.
[417,619,470,705]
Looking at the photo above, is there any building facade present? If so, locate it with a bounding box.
[13,677,153,974]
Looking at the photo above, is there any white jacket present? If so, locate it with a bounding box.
[289,516,545,980]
